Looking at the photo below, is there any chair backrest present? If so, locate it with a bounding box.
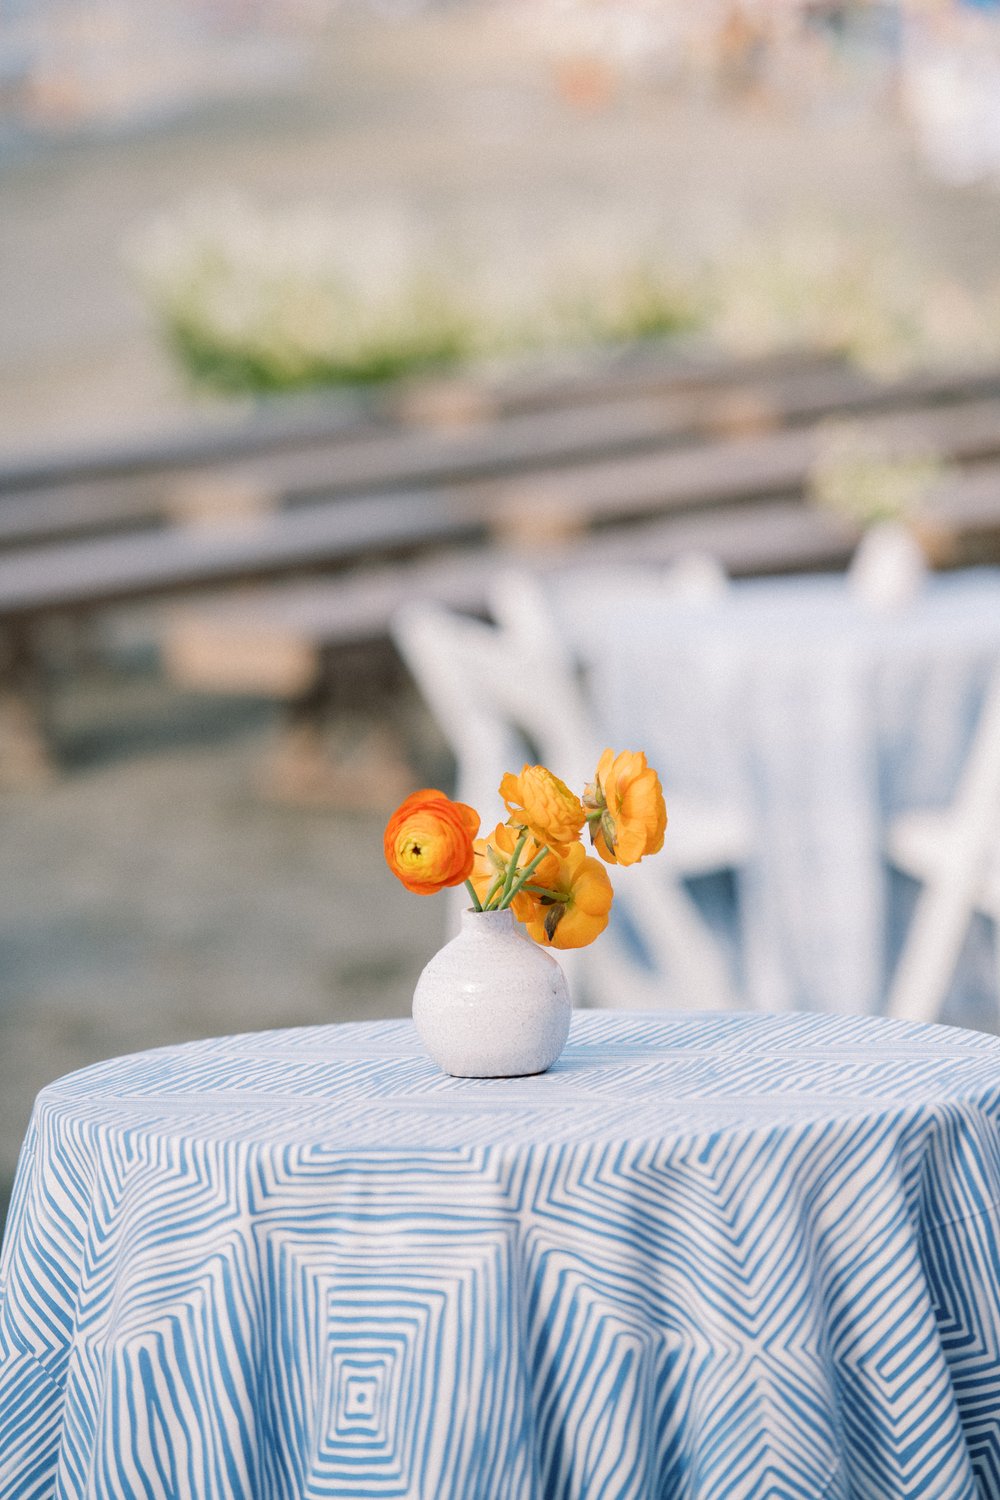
[887,666,1000,1024]
[391,604,526,829]
[948,670,1000,834]
[392,576,741,1010]
[487,571,604,785]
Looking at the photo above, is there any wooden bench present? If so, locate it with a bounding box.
[158,505,852,803]
[164,504,857,699]
[0,475,854,790]
[491,395,1000,541]
[160,459,1000,803]
[6,362,1000,787]
[0,490,480,784]
[164,463,1000,715]
[172,366,1000,517]
[5,385,999,624]
[0,343,836,497]
[6,353,1000,552]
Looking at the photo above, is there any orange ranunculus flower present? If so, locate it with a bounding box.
[384,789,479,895]
[522,841,613,949]
[499,765,585,852]
[583,749,667,866]
[470,823,561,919]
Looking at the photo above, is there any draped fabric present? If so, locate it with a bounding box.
[3,1011,1000,1499]
[552,569,1000,1015]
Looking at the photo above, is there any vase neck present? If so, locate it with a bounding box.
[461,907,517,937]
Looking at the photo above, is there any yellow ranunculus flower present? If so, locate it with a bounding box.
[522,841,613,950]
[470,823,560,920]
[499,765,585,853]
[584,749,667,866]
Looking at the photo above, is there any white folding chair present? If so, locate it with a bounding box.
[886,670,1000,1024]
[393,575,750,1010]
[489,570,752,882]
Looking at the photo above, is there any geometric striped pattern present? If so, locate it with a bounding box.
[2,1012,1000,1498]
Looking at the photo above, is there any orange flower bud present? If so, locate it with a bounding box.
[384,789,479,895]
[522,841,613,949]
[499,764,585,852]
[583,749,667,866]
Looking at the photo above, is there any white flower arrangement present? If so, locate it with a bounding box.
[130,196,475,392]
[707,226,1000,378]
[130,200,1000,397]
[808,420,951,530]
[130,196,706,394]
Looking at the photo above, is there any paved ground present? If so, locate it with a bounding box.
[0,656,452,1213]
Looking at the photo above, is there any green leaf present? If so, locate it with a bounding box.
[600,810,617,855]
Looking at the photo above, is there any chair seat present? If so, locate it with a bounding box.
[887,809,1000,918]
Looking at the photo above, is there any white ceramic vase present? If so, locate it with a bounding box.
[413,907,571,1078]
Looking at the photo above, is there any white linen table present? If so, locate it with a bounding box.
[3,1012,1000,1498]
[552,568,1000,1014]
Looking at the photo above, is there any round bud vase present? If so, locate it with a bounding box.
[413,907,571,1078]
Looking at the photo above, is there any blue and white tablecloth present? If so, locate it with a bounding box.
[552,568,1000,1015]
[3,1012,1000,1499]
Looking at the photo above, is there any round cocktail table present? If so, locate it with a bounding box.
[2,1011,1000,1498]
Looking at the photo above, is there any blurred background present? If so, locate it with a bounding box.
[6,0,1000,1223]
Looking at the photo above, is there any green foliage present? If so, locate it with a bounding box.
[560,263,704,346]
[163,289,475,395]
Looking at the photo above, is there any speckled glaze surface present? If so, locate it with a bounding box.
[413,908,571,1078]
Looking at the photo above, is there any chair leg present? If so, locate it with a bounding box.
[260,661,411,809]
[887,875,976,1025]
[620,873,739,1011]
[0,624,56,787]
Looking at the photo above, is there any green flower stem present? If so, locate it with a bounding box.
[497,832,528,908]
[482,874,504,910]
[584,810,603,821]
[464,878,483,913]
[502,844,552,907]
